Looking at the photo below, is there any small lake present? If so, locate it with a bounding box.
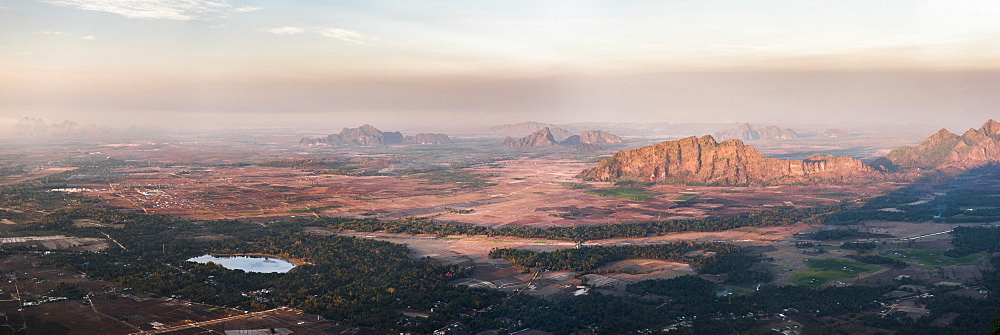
[188,254,297,273]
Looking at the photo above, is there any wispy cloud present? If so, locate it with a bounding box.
[260,26,376,44]
[315,28,373,44]
[36,0,253,20]
[39,30,96,40]
[262,26,305,35]
[234,6,260,13]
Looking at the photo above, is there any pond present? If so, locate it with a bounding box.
[187,254,297,273]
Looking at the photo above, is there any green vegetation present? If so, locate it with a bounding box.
[316,205,837,241]
[947,225,1000,257]
[38,217,502,332]
[815,192,855,199]
[551,181,591,189]
[806,228,892,240]
[284,205,342,213]
[489,242,740,272]
[853,255,907,268]
[829,166,1000,223]
[673,193,697,201]
[841,241,877,253]
[885,249,981,269]
[790,258,878,286]
[414,170,499,189]
[584,187,658,201]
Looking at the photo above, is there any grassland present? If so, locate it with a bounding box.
[673,194,697,201]
[284,205,343,213]
[790,258,879,287]
[885,249,982,269]
[584,187,659,201]
[552,182,592,189]
[814,192,856,199]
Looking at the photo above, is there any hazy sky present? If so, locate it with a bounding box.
[2,0,1000,129]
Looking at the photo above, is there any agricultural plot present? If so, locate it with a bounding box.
[885,249,982,269]
[790,258,879,287]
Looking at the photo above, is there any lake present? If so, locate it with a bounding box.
[188,254,297,273]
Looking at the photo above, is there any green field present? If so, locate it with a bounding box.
[284,205,343,213]
[885,249,981,269]
[790,258,879,287]
[673,194,697,201]
[552,182,591,189]
[815,192,856,199]
[584,187,659,201]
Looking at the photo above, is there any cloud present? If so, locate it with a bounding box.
[262,26,306,35]
[315,28,374,44]
[36,0,250,20]
[39,31,96,40]
[234,6,260,13]
[261,26,376,44]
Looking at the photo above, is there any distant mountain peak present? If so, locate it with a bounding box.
[578,135,875,186]
[886,119,1000,171]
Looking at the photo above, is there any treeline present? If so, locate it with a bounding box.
[318,205,838,241]
[466,277,894,334]
[828,166,1000,224]
[806,228,892,240]
[946,225,1000,257]
[486,242,772,285]
[487,242,738,272]
[852,255,907,268]
[39,217,504,332]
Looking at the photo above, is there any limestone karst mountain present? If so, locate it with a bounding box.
[823,129,852,138]
[402,133,451,145]
[578,135,876,186]
[886,119,1000,171]
[579,130,623,145]
[714,123,798,141]
[300,124,447,146]
[501,127,559,147]
[489,121,573,141]
[502,128,624,149]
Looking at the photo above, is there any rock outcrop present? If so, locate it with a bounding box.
[502,128,623,149]
[403,133,451,145]
[559,135,583,146]
[490,122,573,141]
[578,135,876,186]
[301,124,444,146]
[715,123,798,141]
[886,119,1000,171]
[502,127,559,147]
[10,117,111,137]
[579,130,623,145]
[823,129,852,138]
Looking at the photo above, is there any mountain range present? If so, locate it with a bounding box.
[714,123,798,141]
[579,119,1000,186]
[300,124,450,146]
[501,128,623,149]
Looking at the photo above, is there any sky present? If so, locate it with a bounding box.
[2,0,1000,130]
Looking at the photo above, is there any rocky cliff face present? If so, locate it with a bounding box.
[580,130,623,145]
[502,127,559,147]
[490,122,573,141]
[756,125,798,140]
[300,124,434,146]
[10,117,111,137]
[714,123,798,141]
[823,129,852,138]
[886,119,1000,171]
[578,135,876,185]
[402,133,451,145]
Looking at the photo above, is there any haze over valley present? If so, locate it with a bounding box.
[4,1,1000,334]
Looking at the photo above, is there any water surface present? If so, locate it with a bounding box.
[188,254,296,273]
